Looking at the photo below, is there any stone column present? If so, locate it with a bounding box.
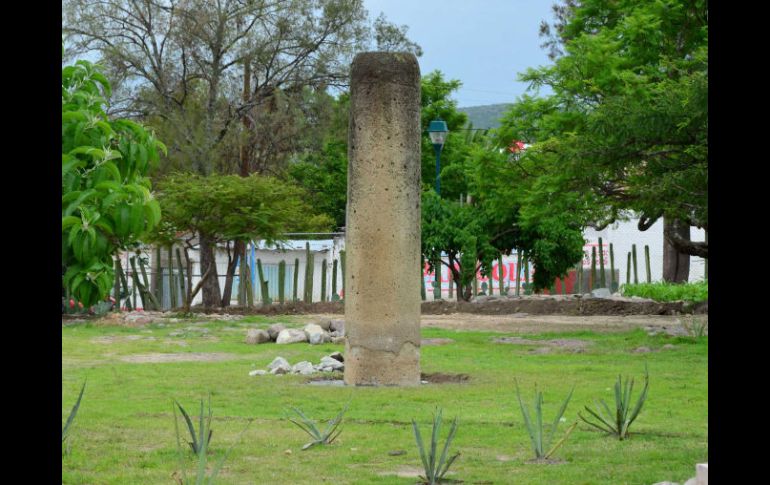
[344,52,422,386]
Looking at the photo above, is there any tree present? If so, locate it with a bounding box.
[64,0,423,301]
[62,57,165,307]
[155,173,332,308]
[499,0,707,281]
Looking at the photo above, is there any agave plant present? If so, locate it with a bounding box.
[62,380,86,447]
[174,397,213,454]
[579,365,649,440]
[412,408,460,485]
[515,380,577,460]
[287,403,349,450]
[172,399,251,485]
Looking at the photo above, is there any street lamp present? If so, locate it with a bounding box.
[427,120,449,195]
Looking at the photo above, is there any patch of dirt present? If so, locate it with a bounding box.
[90,335,155,344]
[377,466,423,478]
[179,293,704,317]
[119,352,235,363]
[496,455,516,462]
[421,372,470,383]
[524,457,568,465]
[421,338,455,346]
[492,337,591,353]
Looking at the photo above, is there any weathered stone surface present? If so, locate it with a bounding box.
[344,52,422,387]
[267,357,291,373]
[696,463,707,485]
[634,346,653,353]
[329,351,344,362]
[320,356,344,370]
[331,336,346,345]
[330,319,345,333]
[315,319,333,331]
[267,324,286,340]
[304,324,330,345]
[276,329,307,344]
[248,369,267,376]
[591,288,612,298]
[292,361,316,375]
[245,329,270,344]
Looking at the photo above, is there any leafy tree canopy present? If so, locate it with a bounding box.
[497,0,707,257]
[155,173,333,245]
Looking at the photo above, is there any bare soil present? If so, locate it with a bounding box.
[118,352,235,363]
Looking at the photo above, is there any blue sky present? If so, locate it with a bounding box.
[363,0,555,107]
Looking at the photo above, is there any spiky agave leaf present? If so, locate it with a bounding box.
[515,379,542,457]
[175,400,200,453]
[436,417,459,481]
[62,380,87,443]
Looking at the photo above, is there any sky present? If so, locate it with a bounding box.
[363,0,556,107]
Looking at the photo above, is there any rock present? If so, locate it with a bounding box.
[684,479,696,485]
[328,351,344,363]
[245,329,271,344]
[267,356,291,373]
[591,288,612,298]
[662,344,676,350]
[276,329,308,344]
[267,324,287,340]
[315,319,333,331]
[249,370,267,376]
[694,466,706,482]
[634,346,653,353]
[331,336,346,345]
[270,366,289,375]
[304,324,330,344]
[292,361,316,375]
[330,319,345,334]
[319,356,344,370]
[329,330,341,337]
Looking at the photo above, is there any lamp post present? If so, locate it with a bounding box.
[427,120,449,195]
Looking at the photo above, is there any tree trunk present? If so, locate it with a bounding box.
[663,217,691,283]
[221,240,245,307]
[199,234,222,307]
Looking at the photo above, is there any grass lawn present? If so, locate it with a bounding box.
[62,314,707,484]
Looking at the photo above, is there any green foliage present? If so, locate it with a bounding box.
[62,57,165,307]
[412,408,460,485]
[287,403,349,450]
[174,398,213,455]
[172,397,251,485]
[287,140,348,229]
[497,0,707,250]
[62,381,86,446]
[514,380,576,460]
[621,281,708,302]
[155,172,332,246]
[579,366,650,440]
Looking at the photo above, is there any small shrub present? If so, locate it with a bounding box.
[412,408,460,485]
[621,281,707,302]
[579,366,649,440]
[62,380,86,450]
[287,403,348,450]
[174,397,213,454]
[514,380,577,460]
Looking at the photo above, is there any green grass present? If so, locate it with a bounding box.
[62,317,707,484]
[621,281,708,302]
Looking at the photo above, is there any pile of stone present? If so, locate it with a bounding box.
[245,319,345,346]
[249,352,345,376]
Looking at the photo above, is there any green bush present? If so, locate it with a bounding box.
[621,281,707,302]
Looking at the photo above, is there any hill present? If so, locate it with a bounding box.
[458,103,512,130]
